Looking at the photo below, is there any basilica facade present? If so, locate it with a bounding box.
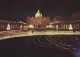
[27,10,80,31]
[27,10,50,29]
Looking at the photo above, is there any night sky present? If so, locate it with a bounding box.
[0,0,80,22]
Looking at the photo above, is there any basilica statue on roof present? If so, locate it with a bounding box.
[27,9,50,29]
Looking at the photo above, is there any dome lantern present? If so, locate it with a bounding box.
[35,9,42,18]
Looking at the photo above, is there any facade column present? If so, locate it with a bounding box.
[12,24,13,29]
[79,24,80,29]
[11,24,12,29]
[58,24,60,30]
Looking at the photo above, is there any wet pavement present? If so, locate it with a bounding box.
[0,35,79,57]
[0,30,80,40]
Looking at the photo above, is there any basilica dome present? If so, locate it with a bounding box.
[35,9,42,18]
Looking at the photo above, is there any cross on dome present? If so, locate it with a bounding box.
[37,9,40,13]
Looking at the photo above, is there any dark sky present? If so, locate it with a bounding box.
[0,0,80,22]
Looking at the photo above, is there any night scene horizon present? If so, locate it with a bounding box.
[0,0,80,22]
[0,0,80,57]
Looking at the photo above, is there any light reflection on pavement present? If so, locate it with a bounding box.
[0,30,80,40]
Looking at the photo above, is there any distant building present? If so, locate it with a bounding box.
[27,10,80,31]
[72,12,80,18]
[53,16,80,31]
[27,9,50,29]
[1,10,80,31]
[0,20,26,30]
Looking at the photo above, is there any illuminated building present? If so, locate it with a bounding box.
[0,10,80,31]
[27,9,50,29]
[53,16,80,30]
[0,20,26,30]
[27,10,80,30]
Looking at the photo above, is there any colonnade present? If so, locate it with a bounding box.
[56,23,80,30]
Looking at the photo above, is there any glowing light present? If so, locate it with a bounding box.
[7,23,10,30]
[29,25,34,28]
[69,24,73,30]
[33,35,80,56]
[35,9,42,18]
[46,26,49,28]
[74,47,80,57]
[49,25,53,28]
[46,25,53,28]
